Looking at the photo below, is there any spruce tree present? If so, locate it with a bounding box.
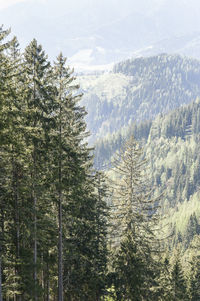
[4,36,26,300]
[0,26,17,301]
[188,236,200,301]
[51,53,109,300]
[110,136,159,300]
[51,53,90,300]
[22,38,52,300]
[92,171,109,300]
[189,256,200,301]
[157,254,173,301]
[170,250,188,301]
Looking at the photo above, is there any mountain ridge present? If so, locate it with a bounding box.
[79,53,200,142]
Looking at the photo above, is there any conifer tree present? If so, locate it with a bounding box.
[51,52,90,300]
[93,171,109,300]
[188,256,200,301]
[110,136,159,300]
[0,26,16,301]
[51,53,109,300]
[111,136,158,234]
[157,254,173,301]
[188,236,200,301]
[22,38,52,300]
[4,36,27,300]
[51,52,67,301]
[170,250,188,301]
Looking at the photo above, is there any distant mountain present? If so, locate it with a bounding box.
[69,32,200,71]
[2,0,200,68]
[79,54,200,142]
[130,32,200,61]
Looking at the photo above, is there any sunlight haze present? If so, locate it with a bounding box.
[1,0,200,70]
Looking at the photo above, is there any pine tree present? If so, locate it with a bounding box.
[3,36,28,300]
[188,236,200,301]
[110,136,159,300]
[111,136,158,234]
[93,171,109,300]
[51,52,92,300]
[189,255,200,301]
[22,38,52,300]
[50,52,78,301]
[0,26,18,301]
[170,250,188,301]
[113,231,150,301]
[157,254,173,301]
[184,213,200,249]
[51,53,110,300]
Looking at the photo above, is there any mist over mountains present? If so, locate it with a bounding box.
[2,0,200,70]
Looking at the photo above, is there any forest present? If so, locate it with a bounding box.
[80,53,200,142]
[0,25,200,301]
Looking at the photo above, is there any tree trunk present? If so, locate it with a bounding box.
[46,259,50,301]
[33,57,38,301]
[0,253,2,301]
[0,202,4,301]
[58,197,63,301]
[12,158,21,301]
[34,192,37,301]
[33,150,38,301]
[58,104,63,301]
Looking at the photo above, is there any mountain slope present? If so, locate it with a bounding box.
[79,54,200,142]
[94,98,200,248]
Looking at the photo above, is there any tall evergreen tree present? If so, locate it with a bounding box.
[188,236,200,301]
[0,26,18,301]
[188,255,200,301]
[92,171,109,300]
[170,250,188,301]
[51,53,91,300]
[110,136,159,300]
[22,38,52,300]
[157,254,173,301]
[51,53,109,300]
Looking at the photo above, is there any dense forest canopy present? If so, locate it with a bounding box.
[0,25,200,301]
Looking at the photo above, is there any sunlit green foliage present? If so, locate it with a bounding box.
[0,27,109,301]
[95,98,200,250]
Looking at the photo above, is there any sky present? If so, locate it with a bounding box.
[1,0,200,71]
[0,0,26,10]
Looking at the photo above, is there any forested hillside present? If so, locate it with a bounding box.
[80,53,200,142]
[95,98,200,248]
